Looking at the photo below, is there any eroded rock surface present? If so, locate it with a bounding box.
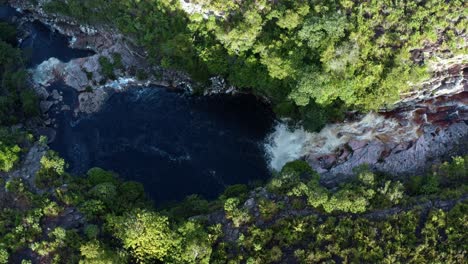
[304,62,468,184]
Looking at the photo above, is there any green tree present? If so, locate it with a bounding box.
[106,210,177,262]
[79,240,125,264]
[0,141,20,172]
[87,167,117,186]
[35,151,67,189]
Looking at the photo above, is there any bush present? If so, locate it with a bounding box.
[98,56,115,80]
[268,160,318,194]
[35,151,67,189]
[20,89,40,118]
[220,184,249,201]
[166,194,211,220]
[258,199,279,221]
[420,174,440,195]
[89,182,117,204]
[438,156,467,182]
[0,141,21,172]
[111,53,123,69]
[80,199,106,220]
[84,224,100,240]
[106,210,177,262]
[0,22,17,44]
[43,200,62,217]
[0,247,8,264]
[87,168,117,186]
[224,198,251,227]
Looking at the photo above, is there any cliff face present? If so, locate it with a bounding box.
[304,59,468,184]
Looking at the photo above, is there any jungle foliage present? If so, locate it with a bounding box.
[1,1,467,263]
[0,22,39,126]
[1,142,466,263]
[43,0,467,130]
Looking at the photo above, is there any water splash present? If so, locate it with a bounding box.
[105,77,136,90]
[264,122,312,171]
[264,113,421,172]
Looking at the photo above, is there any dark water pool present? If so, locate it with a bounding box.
[51,87,274,202]
[0,5,94,66]
[20,21,95,67]
[3,5,275,202]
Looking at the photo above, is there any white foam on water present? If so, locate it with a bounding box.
[264,112,421,172]
[106,77,136,90]
[264,122,312,171]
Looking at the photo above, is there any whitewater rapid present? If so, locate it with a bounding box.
[264,112,422,172]
[264,122,312,171]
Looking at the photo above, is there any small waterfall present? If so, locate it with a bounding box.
[264,112,422,172]
[264,122,312,171]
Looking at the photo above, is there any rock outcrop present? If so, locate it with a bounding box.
[265,58,467,183]
[10,0,195,115]
[304,61,468,184]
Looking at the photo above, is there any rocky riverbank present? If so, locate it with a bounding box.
[306,59,468,185]
[10,0,232,116]
[266,57,467,185]
[9,1,189,112]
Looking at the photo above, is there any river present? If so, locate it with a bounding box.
[1,5,277,202]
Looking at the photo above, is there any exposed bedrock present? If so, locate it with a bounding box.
[10,0,194,115]
[265,61,467,183]
[322,64,468,184]
[306,63,468,184]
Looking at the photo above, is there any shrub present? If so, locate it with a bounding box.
[0,141,21,172]
[20,90,39,118]
[224,198,251,227]
[268,160,318,194]
[35,151,67,189]
[84,224,100,240]
[106,210,177,262]
[43,201,62,217]
[111,53,123,69]
[420,174,440,195]
[258,199,279,221]
[220,184,249,201]
[80,199,106,220]
[87,168,116,186]
[0,22,17,44]
[0,247,8,264]
[89,182,117,204]
[438,156,467,182]
[98,56,115,80]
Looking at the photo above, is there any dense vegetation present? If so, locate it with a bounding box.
[0,20,39,177]
[43,0,467,130]
[1,1,467,263]
[0,22,39,126]
[1,142,466,263]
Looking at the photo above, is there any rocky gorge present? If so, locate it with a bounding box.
[6,0,468,188]
[0,1,466,263]
[2,2,275,202]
